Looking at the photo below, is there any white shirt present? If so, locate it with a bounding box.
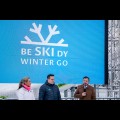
[16,87,35,100]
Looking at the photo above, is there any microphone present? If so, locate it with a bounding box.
[84,84,87,92]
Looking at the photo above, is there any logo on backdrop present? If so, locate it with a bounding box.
[20,23,69,66]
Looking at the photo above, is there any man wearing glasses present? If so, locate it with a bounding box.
[39,74,61,100]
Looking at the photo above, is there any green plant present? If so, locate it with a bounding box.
[0,96,8,99]
[57,83,66,88]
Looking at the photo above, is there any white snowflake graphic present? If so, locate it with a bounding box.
[21,23,68,47]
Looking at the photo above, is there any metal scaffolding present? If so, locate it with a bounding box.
[108,20,120,98]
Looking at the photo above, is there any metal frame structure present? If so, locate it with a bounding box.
[107,20,120,98]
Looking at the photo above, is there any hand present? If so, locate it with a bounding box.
[82,92,86,96]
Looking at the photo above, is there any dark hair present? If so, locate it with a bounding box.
[18,77,30,89]
[47,74,54,79]
[83,76,90,81]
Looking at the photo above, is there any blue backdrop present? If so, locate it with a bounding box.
[0,20,105,84]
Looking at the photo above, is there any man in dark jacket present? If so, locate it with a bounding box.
[74,76,96,100]
[39,74,61,100]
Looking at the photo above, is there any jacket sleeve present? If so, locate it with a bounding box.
[57,87,61,100]
[91,88,96,100]
[16,90,24,100]
[39,85,46,100]
[74,86,83,99]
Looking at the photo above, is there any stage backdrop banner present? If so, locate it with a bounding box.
[0,20,106,84]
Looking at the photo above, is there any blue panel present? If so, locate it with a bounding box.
[0,20,105,84]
